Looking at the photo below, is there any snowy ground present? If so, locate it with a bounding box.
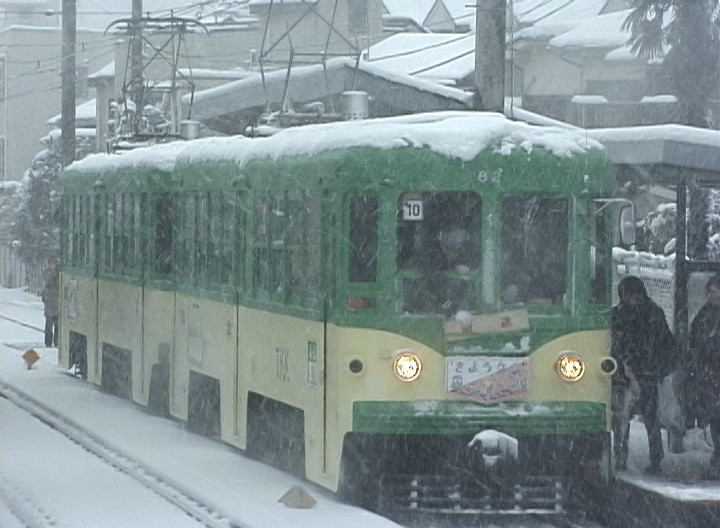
[621,408,720,501]
[1,287,719,528]
[0,288,400,528]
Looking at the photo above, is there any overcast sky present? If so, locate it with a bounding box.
[75,0,210,29]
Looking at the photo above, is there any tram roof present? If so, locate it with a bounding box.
[66,112,605,180]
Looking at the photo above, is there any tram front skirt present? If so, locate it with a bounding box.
[337,431,609,517]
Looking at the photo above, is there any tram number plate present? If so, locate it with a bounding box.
[447,356,529,404]
[402,200,424,221]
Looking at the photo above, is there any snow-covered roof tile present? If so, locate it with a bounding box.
[383,0,436,27]
[364,32,475,82]
[548,9,631,50]
[515,0,609,26]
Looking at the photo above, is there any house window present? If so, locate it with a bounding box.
[348,0,368,34]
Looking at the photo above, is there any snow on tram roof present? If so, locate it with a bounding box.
[66,140,189,174]
[68,112,604,174]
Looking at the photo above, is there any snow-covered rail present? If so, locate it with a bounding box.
[0,381,249,528]
[0,468,60,528]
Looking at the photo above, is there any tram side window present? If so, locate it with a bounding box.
[125,194,138,271]
[88,195,96,266]
[209,193,221,284]
[287,190,321,303]
[219,192,235,286]
[348,195,378,283]
[269,194,287,296]
[75,196,84,266]
[65,195,74,265]
[501,197,568,306]
[154,194,173,275]
[196,193,211,281]
[103,195,114,273]
[253,195,270,294]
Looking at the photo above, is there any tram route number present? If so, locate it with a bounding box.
[402,200,424,221]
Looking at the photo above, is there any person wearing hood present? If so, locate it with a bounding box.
[611,276,676,475]
[688,273,720,478]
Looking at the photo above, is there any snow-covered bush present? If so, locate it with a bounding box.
[11,130,95,266]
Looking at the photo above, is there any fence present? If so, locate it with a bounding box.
[613,248,715,329]
[0,240,26,289]
[0,239,47,294]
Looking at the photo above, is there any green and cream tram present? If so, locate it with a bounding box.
[58,112,630,514]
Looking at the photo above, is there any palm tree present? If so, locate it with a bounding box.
[623,1,720,128]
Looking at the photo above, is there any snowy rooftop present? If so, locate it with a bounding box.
[68,112,605,174]
[548,9,631,50]
[513,0,611,27]
[383,0,436,27]
[364,32,475,83]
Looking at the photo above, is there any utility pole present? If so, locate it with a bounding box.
[474,0,506,112]
[130,0,144,132]
[61,0,76,167]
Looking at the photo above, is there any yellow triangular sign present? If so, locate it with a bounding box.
[278,485,316,509]
[22,349,40,370]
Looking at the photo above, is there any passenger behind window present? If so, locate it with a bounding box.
[408,227,473,327]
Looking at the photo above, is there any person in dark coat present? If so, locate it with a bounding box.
[409,227,472,315]
[611,276,676,474]
[688,274,720,478]
[41,256,60,347]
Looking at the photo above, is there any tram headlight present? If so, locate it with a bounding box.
[392,351,422,382]
[555,352,585,382]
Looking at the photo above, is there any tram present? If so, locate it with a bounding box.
[58,112,632,514]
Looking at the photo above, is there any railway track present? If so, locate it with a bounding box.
[0,381,248,528]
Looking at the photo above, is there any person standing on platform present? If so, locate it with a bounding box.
[41,256,60,348]
[688,274,720,479]
[611,276,676,475]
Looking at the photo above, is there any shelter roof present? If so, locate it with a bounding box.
[587,125,720,178]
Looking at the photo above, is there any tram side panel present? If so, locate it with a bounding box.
[238,307,327,486]
[141,289,176,410]
[171,292,238,438]
[96,280,143,401]
[171,293,191,422]
[59,273,98,383]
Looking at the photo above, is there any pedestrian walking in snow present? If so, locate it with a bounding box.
[611,276,676,475]
[41,256,60,347]
[687,274,720,479]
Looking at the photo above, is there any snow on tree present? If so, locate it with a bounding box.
[705,189,720,259]
[11,131,95,266]
[623,0,720,128]
[639,202,677,254]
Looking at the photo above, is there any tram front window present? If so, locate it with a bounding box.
[501,197,568,306]
[397,191,481,315]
